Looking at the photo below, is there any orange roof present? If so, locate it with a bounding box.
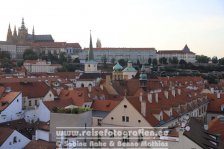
[0,92,20,111]
[0,127,14,145]
[208,117,224,142]
[2,82,50,98]
[91,100,120,112]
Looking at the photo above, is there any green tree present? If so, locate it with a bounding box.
[148,57,152,65]
[219,57,224,65]
[152,58,157,66]
[212,56,218,64]
[111,58,116,64]
[0,51,11,59]
[59,52,67,64]
[73,58,80,63]
[118,59,126,67]
[172,57,179,64]
[23,49,38,60]
[1,58,13,68]
[159,57,167,64]
[101,55,107,68]
[196,55,210,63]
[179,59,187,68]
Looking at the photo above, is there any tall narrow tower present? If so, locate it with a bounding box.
[32,25,35,41]
[96,38,102,48]
[13,25,18,43]
[6,24,13,43]
[84,31,98,73]
[88,31,94,61]
[18,17,28,44]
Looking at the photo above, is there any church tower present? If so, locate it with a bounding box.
[6,24,13,43]
[13,25,18,43]
[32,26,35,41]
[18,18,28,44]
[96,38,102,48]
[139,64,148,91]
[84,31,98,73]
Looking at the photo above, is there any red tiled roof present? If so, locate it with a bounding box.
[24,140,56,149]
[2,82,50,98]
[0,92,20,111]
[43,99,74,112]
[91,100,120,112]
[208,117,224,142]
[207,93,224,113]
[0,127,14,145]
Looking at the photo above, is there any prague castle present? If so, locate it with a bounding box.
[6,18,54,44]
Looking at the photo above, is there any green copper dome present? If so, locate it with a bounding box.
[113,62,123,71]
[123,66,137,72]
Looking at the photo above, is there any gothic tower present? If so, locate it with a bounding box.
[96,38,102,48]
[6,24,13,43]
[13,25,18,43]
[18,18,28,44]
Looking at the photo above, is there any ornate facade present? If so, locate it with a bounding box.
[6,18,54,44]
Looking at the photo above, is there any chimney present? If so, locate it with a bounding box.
[164,91,169,99]
[155,93,158,103]
[139,92,143,102]
[177,88,181,95]
[217,93,221,99]
[141,100,146,117]
[148,93,152,103]
[172,89,176,97]
[204,124,208,130]
[88,84,92,92]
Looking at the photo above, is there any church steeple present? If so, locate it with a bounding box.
[7,23,13,43]
[96,38,102,48]
[88,30,94,61]
[139,64,148,91]
[21,17,26,29]
[32,25,35,41]
[13,25,18,43]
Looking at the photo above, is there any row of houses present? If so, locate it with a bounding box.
[0,72,224,148]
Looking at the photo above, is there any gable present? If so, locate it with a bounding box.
[101,98,151,127]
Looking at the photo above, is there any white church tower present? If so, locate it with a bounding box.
[84,31,99,73]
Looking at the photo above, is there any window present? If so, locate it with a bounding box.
[17,99,19,102]
[138,120,141,123]
[13,136,17,143]
[29,101,32,106]
[111,117,114,120]
[97,119,102,126]
[124,105,127,108]
[49,93,52,97]
[88,64,90,67]
[35,100,38,106]
[122,116,129,122]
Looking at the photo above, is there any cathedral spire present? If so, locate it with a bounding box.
[88,30,94,61]
[13,25,17,37]
[21,17,25,29]
[7,23,13,42]
[32,26,35,34]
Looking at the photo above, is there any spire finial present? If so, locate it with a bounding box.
[32,25,35,35]
[88,30,94,61]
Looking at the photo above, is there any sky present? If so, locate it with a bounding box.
[0,0,224,57]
